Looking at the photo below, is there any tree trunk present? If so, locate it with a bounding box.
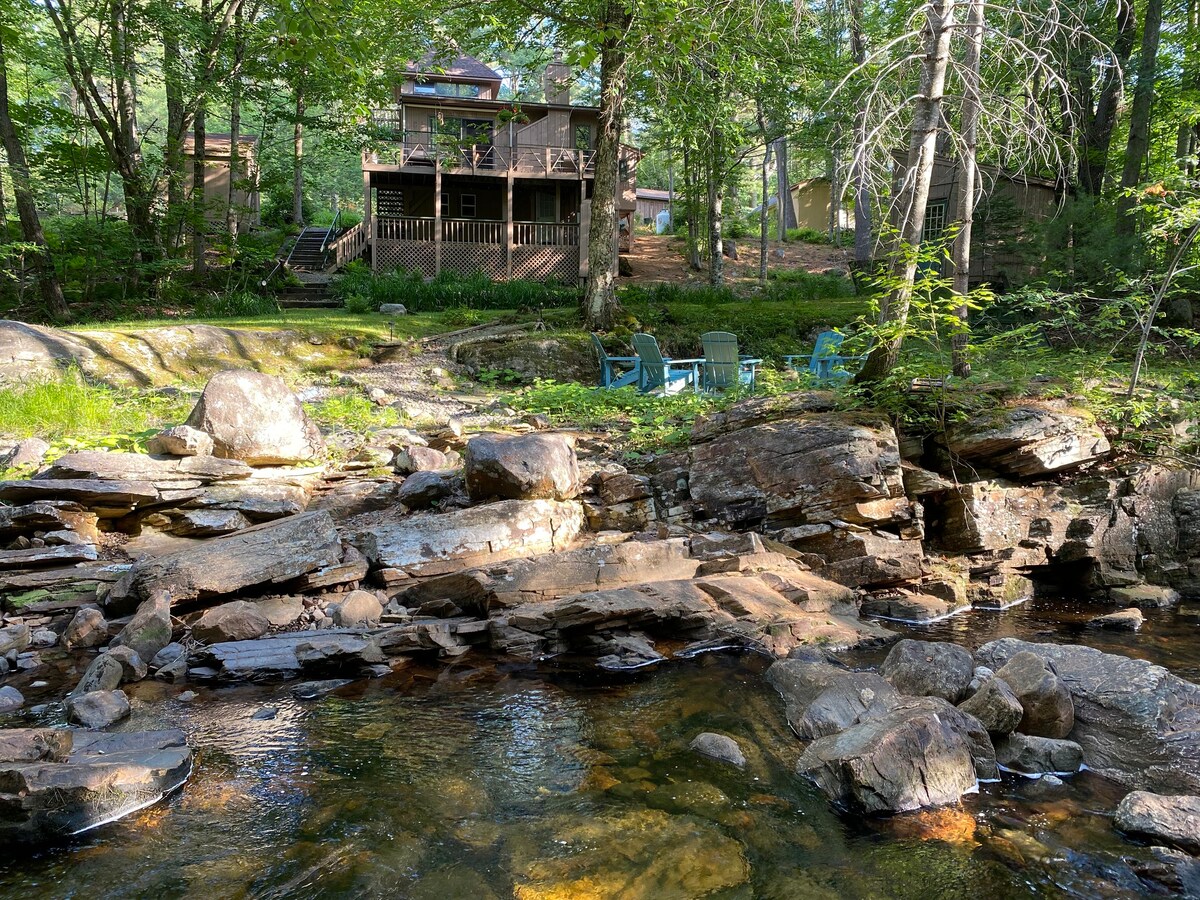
[707,126,724,286]
[1116,0,1164,235]
[759,133,771,286]
[0,30,69,320]
[163,18,185,248]
[293,82,305,225]
[849,0,872,264]
[226,4,244,239]
[856,0,955,383]
[582,3,631,330]
[1077,0,1135,195]
[192,3,208,277]
[774,136,795,239]
[950,0,984,377]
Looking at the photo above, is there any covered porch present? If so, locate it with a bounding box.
[365,171,591,283]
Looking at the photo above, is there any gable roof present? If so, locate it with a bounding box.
[636,188,671,200]
[406,52,501,82]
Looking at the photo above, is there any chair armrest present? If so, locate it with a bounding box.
[666,357,705,365]
[739,358,763,366]
[606,356,640,363]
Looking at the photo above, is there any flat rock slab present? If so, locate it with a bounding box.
[354,499,585,578]
[977,638,1200,792]
[1115,791,1200,853]
[0,543,98,570]
[188,630,385,682]
[945,405,1110,478]
[108,510,341,606]
[0,480,160,515]
[0,729,191,843]
[39,450,251,483]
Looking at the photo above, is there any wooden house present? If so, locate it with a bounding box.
[892,154,1060,289]
[635,188,670,225]
[345,53,639,283]
[181,133,261,233]
[789,178,853,232]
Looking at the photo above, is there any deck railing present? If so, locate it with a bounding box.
[376,217,435,241]
[514,222,579,246]
[443,218,503,244]
[329,221,368,267]
[365,125,596,176]
[374,217,578,247]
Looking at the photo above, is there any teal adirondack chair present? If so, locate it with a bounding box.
[785,331,865,381]
[631,333,701,395]
[700,331,761,392]
[590,333,641,388]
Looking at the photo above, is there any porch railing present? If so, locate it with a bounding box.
[443,218,503,244]
[374,217,578,247]
[365,126,596,176]
[329,220,368,267]
[514,222,579,246]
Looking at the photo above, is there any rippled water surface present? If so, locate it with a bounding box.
[2,597,1195,899]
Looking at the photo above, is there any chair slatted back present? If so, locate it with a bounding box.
[810,331,845,374]
[701,331,740,390]
[631,333,668,392]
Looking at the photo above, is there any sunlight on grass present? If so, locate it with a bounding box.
[0,373,193,443]
[305,393,399,432]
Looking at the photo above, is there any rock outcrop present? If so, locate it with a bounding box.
[1115,791,1200,853]
[944,404,1110,478]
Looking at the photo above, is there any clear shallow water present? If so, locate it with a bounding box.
[0,638,1176,900]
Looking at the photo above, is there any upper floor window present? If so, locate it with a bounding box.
[412,80,482,98]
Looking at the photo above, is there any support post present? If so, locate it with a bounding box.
[578,186,590,283]
[365,167,375,273]
[505,172,514,279]
[434,163,442,277]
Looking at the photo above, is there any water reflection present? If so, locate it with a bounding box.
[0,654,1176,898]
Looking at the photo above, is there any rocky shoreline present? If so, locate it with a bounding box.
[1,359,1198,888]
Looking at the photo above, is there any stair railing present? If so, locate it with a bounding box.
[261,229,306,287]
[318,209,342,270]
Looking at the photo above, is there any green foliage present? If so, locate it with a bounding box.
[330,262,582,312]
[785,227,830,244]
[305,392,399,431]
[0,372,192,444]
[193,289,279,318]
[765,269,857,299]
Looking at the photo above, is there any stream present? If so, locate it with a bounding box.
[1,597,1196,898]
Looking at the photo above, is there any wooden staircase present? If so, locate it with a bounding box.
[286,226,334,272]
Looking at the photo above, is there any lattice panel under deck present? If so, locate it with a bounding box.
[376,240,435,277]
[441,242,505,279]
[512,245,579,283]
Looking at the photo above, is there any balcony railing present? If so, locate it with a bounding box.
[374,216,578,246]
[365,126,597,177]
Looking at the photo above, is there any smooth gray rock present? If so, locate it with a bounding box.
[796,706,978,814]
[378,303,407,315]
[188,631,385,682]
[73,654,123,695]
[689,732,747,768]
[793,672,900,740]
[0,686,24,713]
[397,470,457,509]
[105,645,148,683]
[147,425,213,457]
[110,593,173,662]
[331,590,382,628]
[1115,791,1200,853]
[464,432,581,501]
[880,695,1000,782]
[880,639,974,703]
[185,369,325,465]
[0,437,50,470]
[990,649,1075,739]
[995,732,1083,776]
[1089,607,1144,631]
[64,690,130,729]
[192,601,271,645]
[62,608,108,650]
[150,643,185,669]
[959,676,1024,736]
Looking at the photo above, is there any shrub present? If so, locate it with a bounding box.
[786,227,830,244]
[329,264,582,312]
[765,270,857,300]
[194,289,279,318]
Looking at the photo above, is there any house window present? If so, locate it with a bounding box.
[922,200,948,242]
[414,82,437,95]
[575,125,591,151]
[619,158,630,180]
[460,194,476,218]
[440,193,450,217]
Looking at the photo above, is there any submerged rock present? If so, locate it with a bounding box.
[0,728,191,843]
[689,732,747,768]
[65,690,131,729]
[185,369,325,465]
[995,733,1083,776]
[1088,607,1144,631]
[1115,791,1200,853]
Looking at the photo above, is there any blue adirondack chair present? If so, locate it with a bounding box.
[700,331,761,392]
[631,333,701,395]
[785,331,866,381]
[590,333,641,388]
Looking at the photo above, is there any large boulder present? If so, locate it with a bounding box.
[990,650,1075,739]
[464,433,581,501]
[108,511,341,609]
[1115,791,1200,853]
[331,590,382,627]
[63,607,108,650]
[795,706,978,813]
[0,320,95,383]
[73,654,124,695]
[191,601,271,644]
[65,690,131,729]
[689,410,913,531]
[978,639,1200,792]
[958,677,1024,736]
[880,639,974,703]
[352,500,584,578]
[110,593,173,662]
[0,729,192,843]
[944,404,1110,478]
[184,369,325,465]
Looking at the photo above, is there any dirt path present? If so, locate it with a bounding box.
[622,235,852,287]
